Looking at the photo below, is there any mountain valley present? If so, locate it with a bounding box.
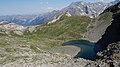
[0,0,120,67]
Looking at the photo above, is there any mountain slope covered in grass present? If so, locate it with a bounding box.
[0,15,92,65]
[24,16,91,40]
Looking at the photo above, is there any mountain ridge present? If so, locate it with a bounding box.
[0,0,119,26]
[25,0,120,26]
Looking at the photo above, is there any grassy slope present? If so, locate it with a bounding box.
[24,16,91,40]
[0,16,91,65]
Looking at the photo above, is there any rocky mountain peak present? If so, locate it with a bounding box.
[61,1,108,18]
[69,1,86,6]
[115,0,120,2]
[0,0,119,26]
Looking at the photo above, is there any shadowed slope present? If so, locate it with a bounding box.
[96,2,120,50]
[62,2,120,61]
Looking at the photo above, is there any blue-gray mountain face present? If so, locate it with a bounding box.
[0,0,119,26]
[0,15,38,26]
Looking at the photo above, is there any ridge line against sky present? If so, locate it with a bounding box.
[0,0,115,16]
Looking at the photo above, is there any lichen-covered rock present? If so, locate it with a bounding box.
[96,42,120,67]
[13,31,24,36]
[1,42,119,67]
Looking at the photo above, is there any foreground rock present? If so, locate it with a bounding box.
[1,42,119,67]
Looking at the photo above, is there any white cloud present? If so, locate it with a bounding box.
[47,7,53,10]
[99,0,115,2]
[40,2,49,5]
[46,2,49,4]
[100,0,104,1]
[40,2,43,5]
[99,0,111,1]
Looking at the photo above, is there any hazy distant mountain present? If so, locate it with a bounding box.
[30,10,62,25]
[0,0,119,26]
[0,15,37,26]
[32,0,119,25]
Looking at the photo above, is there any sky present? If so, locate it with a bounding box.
[0,0,115,16]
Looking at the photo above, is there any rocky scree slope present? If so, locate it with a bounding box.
[0,40,120,67]
[87,1,120,42]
